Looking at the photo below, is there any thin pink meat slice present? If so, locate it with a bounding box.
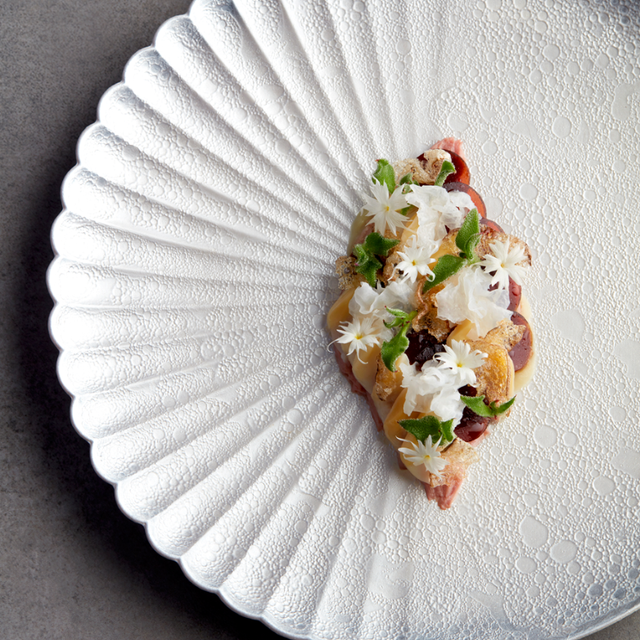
[422,430,489,509]
[430,137,466,160]
[424,479,464,510]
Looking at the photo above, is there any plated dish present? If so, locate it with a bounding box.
[328,139,536,508]
[48,1,640,639]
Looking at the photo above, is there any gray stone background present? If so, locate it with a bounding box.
[0,1,638,639]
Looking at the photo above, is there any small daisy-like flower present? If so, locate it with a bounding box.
[333,316,383,362]
[480,239,529,290]
[362,180,408,235]
[394,235,437,284]
[435,339,487,386]
[397,435,448,478]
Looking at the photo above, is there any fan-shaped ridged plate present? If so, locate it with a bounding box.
[48,1,640,638]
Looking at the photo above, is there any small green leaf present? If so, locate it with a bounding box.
[372,159,396,194]
[460,395,516,417]
[352,233,399,287]
[460,395,494,417]
[464,232,481,262]
[399,415,455,445]
[399,172,418,186]
[422,254,466,292]
[363,232,399,257]
[383,307,410,328]
[440,418,455,443]
[353,244,382,287]
[491,396,516,415]
[381,331,410,372]
[455,209,480,253]
[434,160,455,187]
[380,310,417,371]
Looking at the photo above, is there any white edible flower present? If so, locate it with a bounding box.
[406,185,475,244]
[435,339,487,386]
[394,235,437,284]
[480,238,529,290]
[397,436,448,478]
[333,316,383,362]
[399,361,465,424]
[361,181,408,235]
[435,266,511,339]
[349,281,416,332]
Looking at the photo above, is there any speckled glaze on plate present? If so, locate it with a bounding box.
[48,1,640,638]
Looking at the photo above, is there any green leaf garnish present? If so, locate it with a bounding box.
[422,254,466,292]
[362,232,399,257]
[434,160,455,187]
[491,396,516,415]
[399,172,418,186]
[353,245,382,287]
[381,310,417,371]
[353,232,399,287]
[455,208,480,255]
[383,307,412,329]
[460,395,516,417]
[372,159,396,194]
[463,232,481,261]
[399,415,455,445]
[421,209,483,292]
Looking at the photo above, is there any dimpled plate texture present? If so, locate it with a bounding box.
[48,0,640,638]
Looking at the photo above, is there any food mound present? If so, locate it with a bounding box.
[328,138,535,509]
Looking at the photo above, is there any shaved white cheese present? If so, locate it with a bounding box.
[435,266,511,339]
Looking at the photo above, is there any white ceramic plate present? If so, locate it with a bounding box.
[48,1,640,638]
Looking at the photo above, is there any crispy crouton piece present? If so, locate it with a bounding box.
[484,319,526,351]
[373,353,405,403]
[412,279,451,341]
[335,256,362,290]
[393,149,452,185]
[467,340,514,407]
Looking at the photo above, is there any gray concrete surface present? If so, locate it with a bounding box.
[0,1,638,639]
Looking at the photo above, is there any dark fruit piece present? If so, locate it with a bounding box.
[444,182,487,218]
[508,278,522,312]
[406,330,448,370]
[454,407,495,442]
[444,150,470,184]
[508,311,532,372]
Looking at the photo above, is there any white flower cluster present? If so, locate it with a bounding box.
[399,340,486,421]
[332,280,416,361]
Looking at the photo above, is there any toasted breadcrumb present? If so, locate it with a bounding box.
[484,320,526,351]
[393,149,452,185]
[467,340,513,407]
[335,256,362,290]
[373,354,405,402]
[412,279,451,341]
